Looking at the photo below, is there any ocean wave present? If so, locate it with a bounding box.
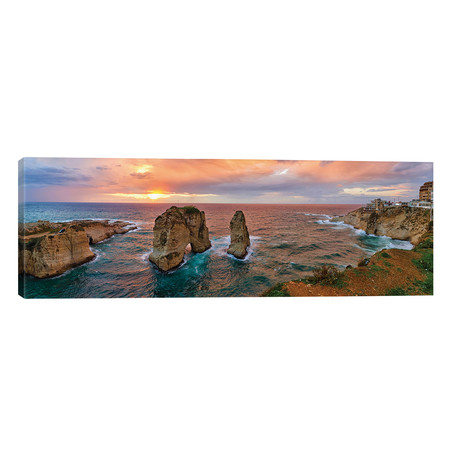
[316,216,413,252]
[298,242,322,251]
[369,235,413,250]
[306,213,333,219]
[140,250,152,261]
[271,241,295,249]
[315,219,348,228]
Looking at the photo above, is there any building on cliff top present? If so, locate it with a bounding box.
[364,198,392,212]
[419,181,433,201]
[363,180,433,213]
[407,181,433,209]
[409,199,433,209]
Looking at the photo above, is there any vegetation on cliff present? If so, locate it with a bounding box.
[262,230,433,297]
[180,206,201,215]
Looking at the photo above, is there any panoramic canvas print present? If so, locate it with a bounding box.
[18,158,433,298]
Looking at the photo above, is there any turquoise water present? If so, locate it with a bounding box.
[19,202,413,298]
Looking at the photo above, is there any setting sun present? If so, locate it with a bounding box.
[148,192,168,200]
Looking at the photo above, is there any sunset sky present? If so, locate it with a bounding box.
[19,158,433,204]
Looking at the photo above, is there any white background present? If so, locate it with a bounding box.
[1,1,459,459]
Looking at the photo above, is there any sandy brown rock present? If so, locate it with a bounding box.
[149,206,211,271]
[18,219,137,278]
[19,226,95,278]
[341,206,431,244]
[73,220,136,243]
[227,211,250,259]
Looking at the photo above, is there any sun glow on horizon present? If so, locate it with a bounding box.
[148,192,168,200]
[107,191,219,201]
[21,158,433,204]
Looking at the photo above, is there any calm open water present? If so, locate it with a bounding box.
[19,202,413,298]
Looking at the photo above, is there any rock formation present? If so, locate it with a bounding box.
[340,206,431,245]
[73,220,136,244]
[149,206,211,271]
[227,210,250,259]
[19,220,137,278]
[19,225,95,279]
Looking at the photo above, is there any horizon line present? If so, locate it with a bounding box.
[20,201,365,205]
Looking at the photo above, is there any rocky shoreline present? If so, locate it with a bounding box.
[19,204,433,297]
[19,220,137,278]
[263,206,434,297]
[334,206,431,245]
[263,230,433,297]
[19,206,253,279]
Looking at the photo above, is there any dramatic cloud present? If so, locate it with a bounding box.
[20,164,92,186]
[19,158,433,204]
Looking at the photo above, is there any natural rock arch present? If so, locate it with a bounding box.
[149,206,212,271]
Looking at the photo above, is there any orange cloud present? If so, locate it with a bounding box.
[22,158,433,204]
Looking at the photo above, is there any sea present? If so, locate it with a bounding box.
[19,202,413,298]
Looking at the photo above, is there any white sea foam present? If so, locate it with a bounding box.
[140,250,152,261]
[305,213,333,218]
[315,219,349,228]
[316,217,413,251]
[144,234,262,271]
[210,235,260,262]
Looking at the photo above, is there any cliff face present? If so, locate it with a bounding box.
[149,206,211,272]
[19,220,137,278]
[342,206,431,244]
[227,211,250,259]
[19,226,95,278]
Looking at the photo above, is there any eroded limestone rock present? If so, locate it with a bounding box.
[227,210,250,259]
[18,220,137,278]
[149,206,211,271]
[340,206,431,245]
[19,225,95,278]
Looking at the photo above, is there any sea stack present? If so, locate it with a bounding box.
[149,206,211,272]
[227,211,250,259]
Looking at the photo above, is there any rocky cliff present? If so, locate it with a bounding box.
[227,211,250,259]
[71,219,136,244]
[19,220,136,278]
[19,225,95,278]
[340,206,431,244]
[149,206,211,271]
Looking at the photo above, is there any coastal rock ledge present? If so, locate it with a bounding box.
[339,206,431,245]
[149,206,211,272]
[227,211,250,259]
[19,220,137,278]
